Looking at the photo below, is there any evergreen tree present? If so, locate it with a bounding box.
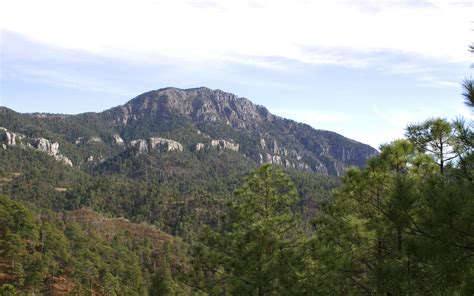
[406,118,456,174]
[193,165,305,295]
[0,284,16,296]
[313,126,474,294]
[463,79,474,108]
[463,43,474,107]
[149,257,180,296]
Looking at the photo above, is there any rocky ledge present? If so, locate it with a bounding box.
[0,127,73,166]
[195,139,239,152]
[130,137,183,154]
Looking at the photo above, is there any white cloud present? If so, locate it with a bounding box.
[1,0,472,67]
[6,64,135,96]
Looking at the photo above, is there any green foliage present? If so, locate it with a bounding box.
[2,84,472,295]
[0,284,16,296]
[463,78,474,108]
[406,118,458,174]
[193,165,307,295]
[0,195,186,295]
[149,256,182,296]
[311,130,474,294]
[1,139,336,238]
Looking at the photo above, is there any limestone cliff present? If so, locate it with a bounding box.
[0,127,73,166]
[130,137,183,154]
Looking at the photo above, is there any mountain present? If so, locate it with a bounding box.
[0,85,375,236]
[0,86,378,294]
[1,87,377,176]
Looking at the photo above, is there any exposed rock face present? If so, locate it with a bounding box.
[257,139,310,171]
[1,86,378,175]
[33,138,72,166]
[195,143,206,151]
[112,134,125,146]
[149,138,183,152]
[106,87,273,130]
[100,87,378,175]
[130,139,149,153]
[130,137,183,154]
[88,137,102,143]
[85,155,105,164]
[4,130,15,145]
[0,127,23,146]
[36,138,60,155]
[0,128,73,166]
[194,139,239,152]
[54,154,73,166]
[259,152,311,172]
[210,139,239,151]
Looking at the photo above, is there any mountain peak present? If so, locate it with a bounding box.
[108,86,271,129]
[95,87,378,175]
[0,87,378,176]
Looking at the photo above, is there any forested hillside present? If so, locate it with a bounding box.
[0,81,472,294]
[0,195,188,295]
[0,87,377,176]
[188,102,473,294]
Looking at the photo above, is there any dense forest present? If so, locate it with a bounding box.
[1,57,473,294]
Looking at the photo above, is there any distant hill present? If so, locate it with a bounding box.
[0,87,357,232]
[0,86,372,233]
[0,86,377,176]
[0,87,378,294]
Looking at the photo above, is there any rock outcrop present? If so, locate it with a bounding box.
[36,138,60,155]
[106,87,273,130]
[0,127,73,166]
[130,137,183,154]
[0,127,24,146]
[1,86,378,175]
[210,139,239,151]
[149,138,183,152]
[130,139,149,153]
[195,143,206,151]
[88,137,102,143]
[100,87,377,175]
[112,134,125,146]
[33,138,73,166]
[258,152,310,172]
[53,154,73,167]
[257,139,310,171]
[194,139,239,152]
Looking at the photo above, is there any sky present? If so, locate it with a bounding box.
[0,0,473,148]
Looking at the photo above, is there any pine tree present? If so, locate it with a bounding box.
[149,257,179,296]
[313,131,474,294]
[193,165,305,295]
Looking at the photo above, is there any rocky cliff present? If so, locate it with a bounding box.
[107,87,272,130]
[0,87,377,175]
[130,137,184,154]
[103,87,377,175]
[0,127,73,166]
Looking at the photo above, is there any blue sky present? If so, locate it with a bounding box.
[0,0,472,148]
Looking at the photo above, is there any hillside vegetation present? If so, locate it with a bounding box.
[0,83,472,294]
